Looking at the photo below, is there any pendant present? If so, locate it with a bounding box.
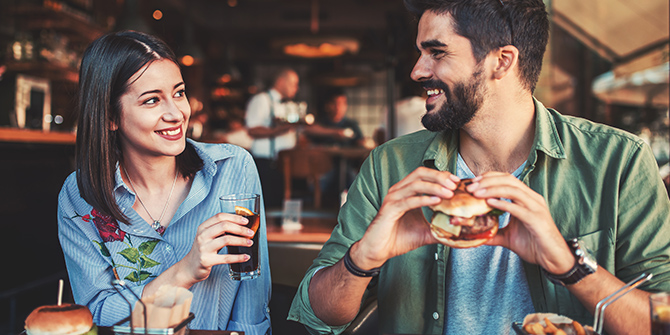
[151,220,162,231]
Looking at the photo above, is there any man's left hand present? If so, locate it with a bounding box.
[466,172,574,275]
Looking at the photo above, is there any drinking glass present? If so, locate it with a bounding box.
[651,292,670,335]
[219,193,261,280]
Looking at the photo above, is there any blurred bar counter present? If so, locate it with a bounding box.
[0,127,76,144]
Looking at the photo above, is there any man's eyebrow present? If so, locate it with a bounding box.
[420,39,448,49]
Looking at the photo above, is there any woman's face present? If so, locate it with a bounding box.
[114,59,191,160]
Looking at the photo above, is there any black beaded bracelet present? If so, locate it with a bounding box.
[343,244,381,277]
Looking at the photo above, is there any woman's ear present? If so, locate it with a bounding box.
[109,120,118,131]
[493,45,519,80]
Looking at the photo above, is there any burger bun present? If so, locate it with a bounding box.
[25,304,94,335]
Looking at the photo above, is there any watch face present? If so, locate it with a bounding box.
[576,240,598,272]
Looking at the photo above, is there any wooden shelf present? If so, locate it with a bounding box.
[0,127,75,145]
[13,5,105,44]
[6,61,79,83]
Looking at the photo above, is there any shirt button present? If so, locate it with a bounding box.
[434,252,439,261]
[266,307,270,313]
[433,312,439,320]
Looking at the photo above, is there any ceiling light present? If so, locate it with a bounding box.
[273,36,359,58]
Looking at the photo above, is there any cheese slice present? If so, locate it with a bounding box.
[431,212,461,236]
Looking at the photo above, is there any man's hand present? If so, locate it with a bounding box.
[466,172,574,275]
[353,167,460,270]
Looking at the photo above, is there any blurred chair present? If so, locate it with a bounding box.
[278,148,333,208]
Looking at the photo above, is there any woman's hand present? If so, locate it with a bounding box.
[181,213,255,284]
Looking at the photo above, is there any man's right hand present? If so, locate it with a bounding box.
[352,167,460,270]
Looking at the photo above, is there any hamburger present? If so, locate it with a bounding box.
[429,178,504,248]
[25,303,97,335]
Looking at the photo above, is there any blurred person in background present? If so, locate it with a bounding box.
[57,31,270,333]
[245,68,300,208]
[304,88,365,203]
[306,88,364,148]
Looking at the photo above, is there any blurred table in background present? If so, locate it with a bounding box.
[315,146,371,192]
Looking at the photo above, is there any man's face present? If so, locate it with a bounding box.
[326,95,348,122]
[411,11,488,132]
[277,71,300,100]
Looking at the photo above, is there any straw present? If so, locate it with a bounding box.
[57,279,63,305]
[593,273,652,334]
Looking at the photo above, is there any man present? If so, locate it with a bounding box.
[307,88,364,148]
[245,68,300,207]
[305,89,365,201]
[288,1,670,334]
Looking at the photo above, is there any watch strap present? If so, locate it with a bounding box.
[343,244,381,277]
[543,238,597,286]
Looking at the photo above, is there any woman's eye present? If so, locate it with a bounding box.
[175,89,186,98]
[143,97,159,105]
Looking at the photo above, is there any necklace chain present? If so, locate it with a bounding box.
[123,167,179,232]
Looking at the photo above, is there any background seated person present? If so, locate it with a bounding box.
[305,88,364,148]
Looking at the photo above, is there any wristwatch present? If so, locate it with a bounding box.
[543,238,598,286]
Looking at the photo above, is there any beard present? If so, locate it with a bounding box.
[421,65,487,132]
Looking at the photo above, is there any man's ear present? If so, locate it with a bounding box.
[492,45,519,80]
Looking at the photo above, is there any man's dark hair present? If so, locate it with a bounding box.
[404,0,549,92]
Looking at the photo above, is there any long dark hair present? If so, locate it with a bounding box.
[404,0,549,93]
[76,30,203,225]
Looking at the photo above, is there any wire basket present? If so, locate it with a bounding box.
[110,280,195,335]
[512,273,653,335]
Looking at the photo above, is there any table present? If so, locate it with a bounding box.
[266,216,338,243]
[316,146,371,193]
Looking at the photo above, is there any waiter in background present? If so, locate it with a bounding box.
[245,68,300,208]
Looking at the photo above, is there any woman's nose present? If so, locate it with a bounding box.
[163,98,189,122]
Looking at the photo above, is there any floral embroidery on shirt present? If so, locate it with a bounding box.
[71,209,162,285]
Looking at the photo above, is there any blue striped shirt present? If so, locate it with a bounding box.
[58,140,271,334]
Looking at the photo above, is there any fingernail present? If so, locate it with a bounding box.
[247,229,254,236]
[247,239,253,246]
[473,176,483,181]
[430,196,441,201]
[449,175,460,182]
[244,254,251,260]
[475,188,486,196]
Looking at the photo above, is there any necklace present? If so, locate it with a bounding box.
[123,167,179,233]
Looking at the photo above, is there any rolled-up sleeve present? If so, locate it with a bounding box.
[57,177,146,325]
[615,141,670,290]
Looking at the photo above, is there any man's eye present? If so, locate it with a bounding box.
[431,50,446,58]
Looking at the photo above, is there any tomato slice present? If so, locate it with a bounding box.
[461,229,496,241]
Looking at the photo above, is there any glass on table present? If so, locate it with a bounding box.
[651,292,670,335]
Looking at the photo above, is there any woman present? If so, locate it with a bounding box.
[57,31,271,333]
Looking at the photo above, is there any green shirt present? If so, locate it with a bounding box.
[288,98,670,334]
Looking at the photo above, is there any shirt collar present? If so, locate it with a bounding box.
[422,97,566,170]
[113,139,237,192]
[268,88,282,103]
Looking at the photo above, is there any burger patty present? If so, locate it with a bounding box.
[454,215,498,235]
